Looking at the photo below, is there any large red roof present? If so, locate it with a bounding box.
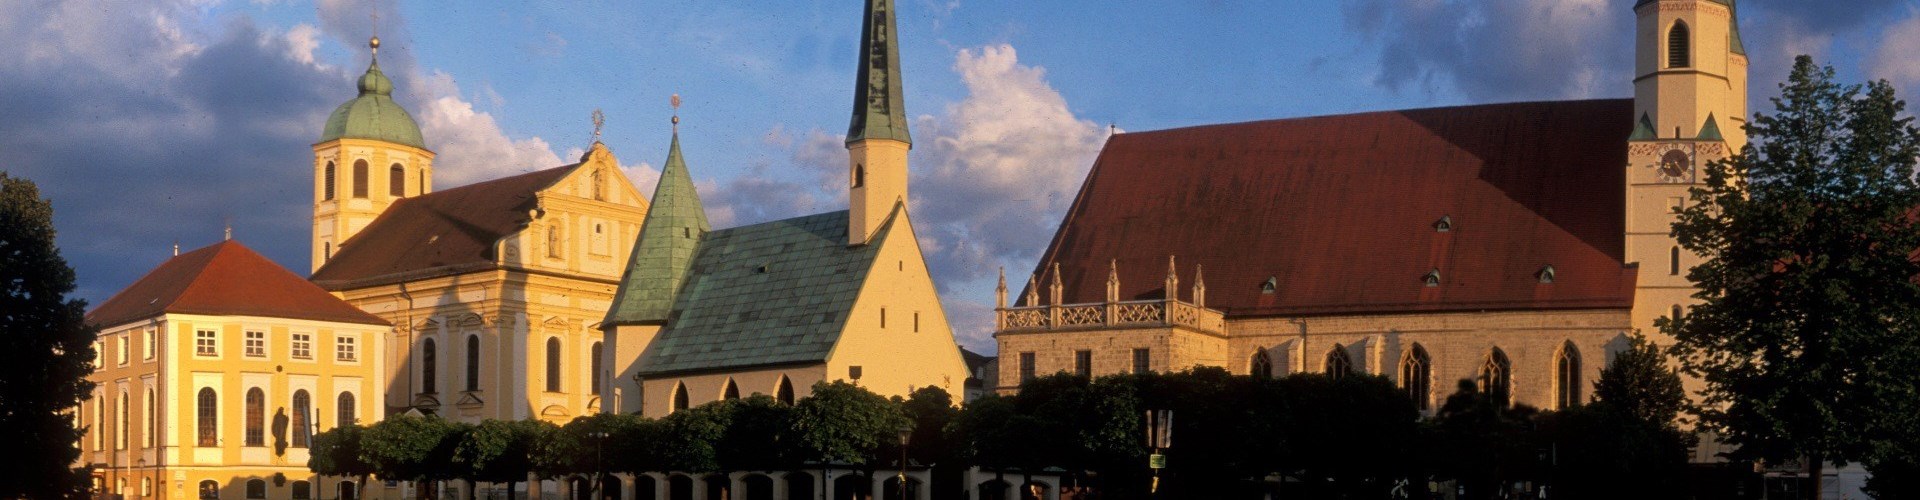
[1029,99,1639,317]
[86,241,389,328]
[310,164,578,289]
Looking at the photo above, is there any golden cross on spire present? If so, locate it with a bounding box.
[591,109,605,144]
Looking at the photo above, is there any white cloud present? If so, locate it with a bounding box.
[1870,10,1920,88]
[1345,0,1628,101]
[412,72,566,186]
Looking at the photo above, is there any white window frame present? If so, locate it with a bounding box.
[335,334,359,363]
[193,330,218,358]
[94,341,103,368]
[142,328,155,360]
[290,332,313,361]
[243,330,267,358]
[116,333,129,366]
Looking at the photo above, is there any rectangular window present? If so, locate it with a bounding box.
[94,342,102,368]
[1074,350,1093,378]
[291,333,312,360]
[336,335,358,362]
[1018,352,1036,384]
[143,328,155,360]
[914,312,920,332]
[244,331,266,358]
[117,334,129,365]
[1132,348,1151,375]
[194,330,218,357]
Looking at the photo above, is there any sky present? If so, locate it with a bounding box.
[4,0,1915,353]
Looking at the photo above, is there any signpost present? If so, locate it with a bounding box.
[1145,410,1172,494]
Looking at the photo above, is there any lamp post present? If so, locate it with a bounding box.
[896,423,913,500]
[135,459,146,499]
[589,430,610,500]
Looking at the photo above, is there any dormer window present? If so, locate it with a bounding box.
[1537,265,1556,284]
[1433,216,1452,232]
[1261,276,1278,294]
[1423,269,1441,287]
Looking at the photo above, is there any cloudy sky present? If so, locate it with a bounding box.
[5,0,1912,353]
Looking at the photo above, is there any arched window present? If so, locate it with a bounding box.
[1399,344,1431,411]
[1555,341,1582,410]
[145,388,155,447]
[246,478,267,499]
[1325,345,1353,380]
[323,162,336,201]
[465,335,481,392]
[590,341,604,394]
[292,389,312,447]
[352,160,369,198]
[93,395,103,450]
[853,164,866,188]
[196,388,217,447]
[421,338,437,394]
[776,376,795,405]
[1249,348,1272,378]
[547,226,562,258]
[117,392,128,449]
[722,379,740,400]
[337,392,356,427]
[1668,22,1690,68]
[389,164,405,197]
[198,480,219,499]
[244,388,265,446]
[291,480,312,500]
[546,337,563,392]
[1479,348,1512,407]
[672,382,689,412]
[1672,304,1684,324]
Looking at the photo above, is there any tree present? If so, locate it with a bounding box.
[310,425,375,500]
[362,415,463,499]
[716,395,801,472]
[1426,380,1541,500]
[1277,373,1422,498]
[1536,336,1692,500]
[793,381,908,499]
[0,173,97,498]
[1592,334,1687,425]
[1669,55,1920,499]
[535,414,636,498]
[453,419,550,500]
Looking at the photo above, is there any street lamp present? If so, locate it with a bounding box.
[136,458,146,498]
[896,423,913,500]
[589,430,610,500]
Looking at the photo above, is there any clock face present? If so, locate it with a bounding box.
[1657,148,1692,182]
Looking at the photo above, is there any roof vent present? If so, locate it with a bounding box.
[1423,269,1441,287]
[754,264,769,274]
[1433,216,1453,232]
[1261,276,1278,294]
[1537,265,1556,284]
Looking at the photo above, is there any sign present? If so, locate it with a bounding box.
[1143,410,1173,449]
[1149,453,1166,469]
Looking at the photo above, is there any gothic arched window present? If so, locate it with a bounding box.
[776,376,795,405]
[244,388,265,447]
[323,161,336,200]
[465,335,481,392]
[196,388,217,447]
[1325,345,1353,380]
[292,389,311,448]
[1479,348,1512,407]
[389,164,405,197]
[672,382,689,413]
[1670,246,1682,275]
[1249,348,1273,379]
[1400,344,1431,411]
[546,337,563,393]
[421,338,437,394]
[723,378,740,400]
[1668,22,1690,68]
[1555,341,1582,410]
[590,341,604,394]
[352,159,369,198]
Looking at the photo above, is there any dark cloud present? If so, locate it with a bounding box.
[1344,0,1632,102]
[1743,0,1903,33]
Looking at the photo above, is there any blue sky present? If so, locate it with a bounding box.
[4,0,1915,352]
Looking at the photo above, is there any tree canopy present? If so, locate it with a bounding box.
[0,173,97,498]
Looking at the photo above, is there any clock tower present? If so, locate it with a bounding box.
[1625,0,1748,341]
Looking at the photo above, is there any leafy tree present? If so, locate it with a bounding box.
[656,403,729,473]
[0,173,97,498]
[453,419,550,500]
[536,413,636,498]
[1426,380,1542,500]
[1536,339,1692,500]
[362,415,463,499]
[716,395,801,472]
[793,380,909,498]
[1669,55,1920,498]
[891,387,962,498]
[310,425,375,499]
[1593,334,1687,425]
[1277,373,1421,498]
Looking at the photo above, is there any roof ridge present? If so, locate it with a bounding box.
[1118,98,1635,139]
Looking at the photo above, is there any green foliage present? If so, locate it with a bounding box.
[360,415,463,483]
[1426,380,1542,498]
[1536,343,1693,500]
[1274,373,1421,498]
[0,173,97,498]
[793,380,909,467]
[1593,334,1688,425]
[1669,55,1920,473]
[536,413,634,478]
[455,419,550,484]
[715,395,802,471]
[657,402,729,473]
[310,425,374,479]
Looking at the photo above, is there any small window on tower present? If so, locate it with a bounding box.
[1668,22,1690,68]
[853,164,866,188]
[390,164,405,197]
[323,162,336,201]
[352,160,369,198]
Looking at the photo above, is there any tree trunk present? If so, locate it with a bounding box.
[1809,455,1824,500]
[509,480,519,500]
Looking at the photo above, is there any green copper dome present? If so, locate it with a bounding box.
[319,58,426,149]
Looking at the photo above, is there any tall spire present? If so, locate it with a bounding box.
[604,104,712,326]
[847,0,911,146]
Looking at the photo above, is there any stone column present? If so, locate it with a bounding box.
[648,473,669,500]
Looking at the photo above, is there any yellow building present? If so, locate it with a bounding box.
[83,240,390,500]
[603,0,970,418]
[306,40,650,425]
[995,0,1746,430]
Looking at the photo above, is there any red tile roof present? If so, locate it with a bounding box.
[1030,99,1639,318]
[309,164,579,289]
[86,241,388,328]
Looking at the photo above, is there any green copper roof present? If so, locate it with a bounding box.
[1631,113,1658,141]
[1697,113,1724,141]
[846,0,911,146]
[319,58,426,149]
[635,207,900,376]
[605,132,710,326]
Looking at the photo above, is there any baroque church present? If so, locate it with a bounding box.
[994,0,1744,459]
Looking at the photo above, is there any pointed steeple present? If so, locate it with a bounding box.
[847,0,911,146]
[605,113,711,326]
[1697,113,1724,141]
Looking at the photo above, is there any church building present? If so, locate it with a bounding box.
[306,37,652,423]
[602,0,971,417]
[995,0,1745,440]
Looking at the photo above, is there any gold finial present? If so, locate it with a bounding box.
[670,94,682,132]
[369,0,381,55]
[591,109,605,144]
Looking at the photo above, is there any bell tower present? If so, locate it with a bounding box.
[1626,0,1747,338]
[311,36,435,272]
[846,0,911,246]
